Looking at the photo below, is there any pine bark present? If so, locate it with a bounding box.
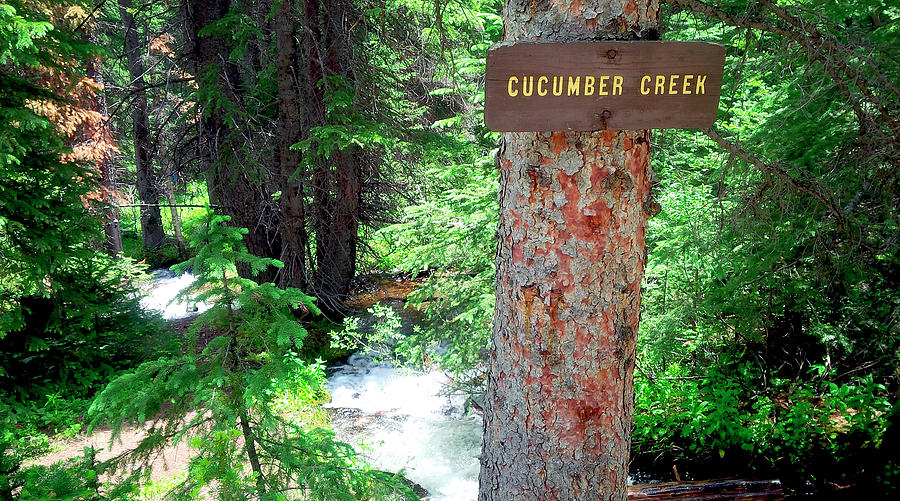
[183,0,282,282]
[275,0,309,290]
[304,0,360,317]
[85,51,123,256]
[118,0,166,251]
[479,1,659,500]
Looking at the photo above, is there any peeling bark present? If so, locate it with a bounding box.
[479,2,658,500]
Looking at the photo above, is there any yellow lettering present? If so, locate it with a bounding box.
[522,75,534,96]
[669,74,680,95]
[612,75,623,95]
[537,76,548,96]
[640,75,651,95]
[598,75,609,96]
[584,76,595,95]
[567,76,580,96]
[507,76,519,97]
[696,74,707,94]
[655,75,665,95]
[682,74,693,95]
[552,76,563,96]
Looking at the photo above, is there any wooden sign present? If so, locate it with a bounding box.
[485,41,726,131]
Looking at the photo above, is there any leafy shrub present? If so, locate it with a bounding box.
[633,360,892,490]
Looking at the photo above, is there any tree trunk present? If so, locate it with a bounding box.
[478,2,658,500]
[183,0,282,283]
[275,0,309,290]
[312,147,359,317]
[238,408,267,496]
[164,172,186,259]
[118,0,166,252]
[85,49,123,256]
[304,0,360,317]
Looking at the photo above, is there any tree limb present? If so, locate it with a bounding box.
[701,127,846,227]
[662,0,897,140]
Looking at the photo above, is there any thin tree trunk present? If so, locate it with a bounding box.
[164,172,186,259]
[479,2,658,500]
[118,0,166,251]
[275,0,309,290]
[85,50,123,256]
[238,409,266,496]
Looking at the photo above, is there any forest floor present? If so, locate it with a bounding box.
[34,419,195,485]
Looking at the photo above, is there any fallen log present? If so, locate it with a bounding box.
[628,478,784,500]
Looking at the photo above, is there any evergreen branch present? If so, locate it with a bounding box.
[756,0,899,135]
[701,127,846,227]
[662,0,898,140]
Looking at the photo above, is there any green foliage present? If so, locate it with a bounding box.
[332,303,407,365]
[379,152,498,372]
[365,0,502,374]
[633,361,892,490]
[89,213,417,499]
[0,1,161,432]
[1,420,140,501]
[10,448,140,501]
[0,4,53,68]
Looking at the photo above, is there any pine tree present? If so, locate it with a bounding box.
[89,213,416,499]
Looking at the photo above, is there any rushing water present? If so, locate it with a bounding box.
[139,271,483,499]
[139,272,654,501]
[326,354,483,501]
[140,269,211,320]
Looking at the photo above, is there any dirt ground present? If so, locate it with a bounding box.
[34,421,195,486]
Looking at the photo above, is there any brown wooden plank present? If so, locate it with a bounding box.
[485,41,726,131]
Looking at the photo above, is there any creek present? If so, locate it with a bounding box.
[140,271,656,501]
[139,268,211,320]
[326,353,482,500]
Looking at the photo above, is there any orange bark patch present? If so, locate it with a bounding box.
[590,161,610,187]
[601,129,616,146]
[512,244,524,265]
[624,0,638,19]
[567,0,585,17]
[551,131,568,156]
[555,248,572,276]
[584,200,612,234]
[626,139,651,203]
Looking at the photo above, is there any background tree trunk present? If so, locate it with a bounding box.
[163,171,186,259]
[304,0,361,317]
[275,0,309,290]
[479,1,659,500]
[183,0,282,282]
[85,50,123,256]
[118,0,166,252]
